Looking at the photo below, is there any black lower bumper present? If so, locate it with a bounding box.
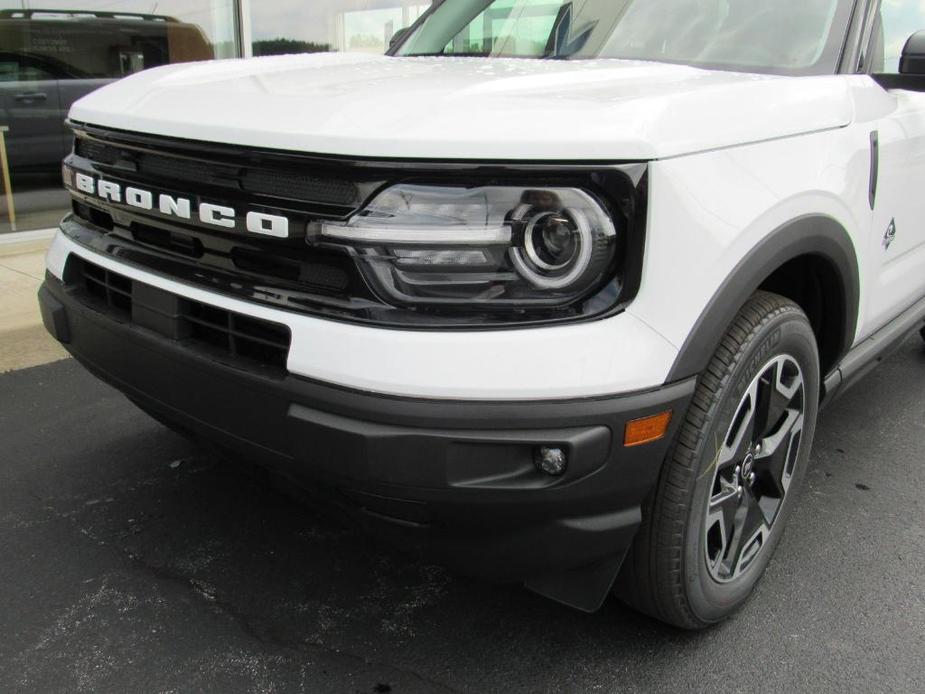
[39,272,695,611]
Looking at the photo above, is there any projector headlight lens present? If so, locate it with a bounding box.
[317,184,619,314]
[512,202,596,290]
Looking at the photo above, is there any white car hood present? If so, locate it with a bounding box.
[70,52,853,161]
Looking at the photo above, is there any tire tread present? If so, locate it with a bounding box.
[616,291,811,629]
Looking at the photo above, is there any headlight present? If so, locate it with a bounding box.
[317,184,619,313]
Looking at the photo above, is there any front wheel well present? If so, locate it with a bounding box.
[757,254,847,377]
[667,216,859,384]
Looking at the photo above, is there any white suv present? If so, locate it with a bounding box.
[38,0,925,628]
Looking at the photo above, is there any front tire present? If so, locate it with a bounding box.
[616,291,820,629]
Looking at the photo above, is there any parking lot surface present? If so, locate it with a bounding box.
[1,340,923,693]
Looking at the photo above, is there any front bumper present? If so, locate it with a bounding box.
[39,264,694,611]
[47,223,680,400]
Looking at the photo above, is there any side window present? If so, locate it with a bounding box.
[878,2,925,73]
[0,57,57,83]
[0,59,18,82]
[443,0,566,57]
[17,63,59,82]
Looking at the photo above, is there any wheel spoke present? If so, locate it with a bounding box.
[727,487,769,578]
[706,478,740,571]
[753,360,795,439]
[718,381,757,468]
[756,411,804,499]
[752,365,776,439]
[761,387,792,438]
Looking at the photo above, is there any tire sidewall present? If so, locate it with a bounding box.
[682,310,820,624]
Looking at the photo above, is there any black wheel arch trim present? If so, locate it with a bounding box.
[667,215,860,383]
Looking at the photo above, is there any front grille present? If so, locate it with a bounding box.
[69,256,291,375]
[65,125,404,325]
[74,136,360,207]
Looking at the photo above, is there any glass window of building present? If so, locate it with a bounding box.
[250,1,432,57]
[0,1,441,237]
[0,1,240,235]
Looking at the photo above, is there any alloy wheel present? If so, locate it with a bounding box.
[704,354,805,583]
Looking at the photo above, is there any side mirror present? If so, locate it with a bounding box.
[872,30,925,91]
[900,30,925,75]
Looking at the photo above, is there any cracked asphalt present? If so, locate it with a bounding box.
[2,338,924,694]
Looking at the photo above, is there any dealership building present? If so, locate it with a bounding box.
[0,0,432,239]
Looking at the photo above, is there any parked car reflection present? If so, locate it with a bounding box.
[0,9,214,173]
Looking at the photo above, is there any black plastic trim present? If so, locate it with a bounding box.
[899,28,925,74]
[827,293,925,404]
[668,215,860,382]
[39,274,696,609]
[869,130,879,209]
[38,285,70,343]
[871,73,925,91]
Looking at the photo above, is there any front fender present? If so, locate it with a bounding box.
[666,215,859,381]
[628,126,870,386]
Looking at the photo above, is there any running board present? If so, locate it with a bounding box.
[823,295,925,407]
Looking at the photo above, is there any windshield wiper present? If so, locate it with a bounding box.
[544,2,573,58]
[542,2,595,60]
[401,52,492,58]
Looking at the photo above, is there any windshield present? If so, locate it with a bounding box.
[395,0,857,75]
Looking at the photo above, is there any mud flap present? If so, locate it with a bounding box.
[524,551,628,613]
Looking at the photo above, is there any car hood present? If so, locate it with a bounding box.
[69,52,853,161]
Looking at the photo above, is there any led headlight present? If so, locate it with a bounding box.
[317,184,619,313]
[510,190,611,290]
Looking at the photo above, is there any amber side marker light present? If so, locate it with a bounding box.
[624,411,673,447]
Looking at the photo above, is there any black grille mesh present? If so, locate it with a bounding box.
[241,168,358,206]
[75,138,117,165]
[141,153,223,183]
[74,136,359,206]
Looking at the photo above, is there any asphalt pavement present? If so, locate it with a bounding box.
[1,340,924,693]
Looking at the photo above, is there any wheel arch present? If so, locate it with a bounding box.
[666,215,860,385]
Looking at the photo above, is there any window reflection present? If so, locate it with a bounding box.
[251,1,431,57]
[0,1,441,234]
[0,1,237,234]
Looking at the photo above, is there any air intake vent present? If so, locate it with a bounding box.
[69,256,291,375]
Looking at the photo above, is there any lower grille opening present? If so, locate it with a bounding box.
[80,259,132,316]
[67,256,291,375]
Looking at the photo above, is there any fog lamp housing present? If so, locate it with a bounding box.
[534,446,568,476]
